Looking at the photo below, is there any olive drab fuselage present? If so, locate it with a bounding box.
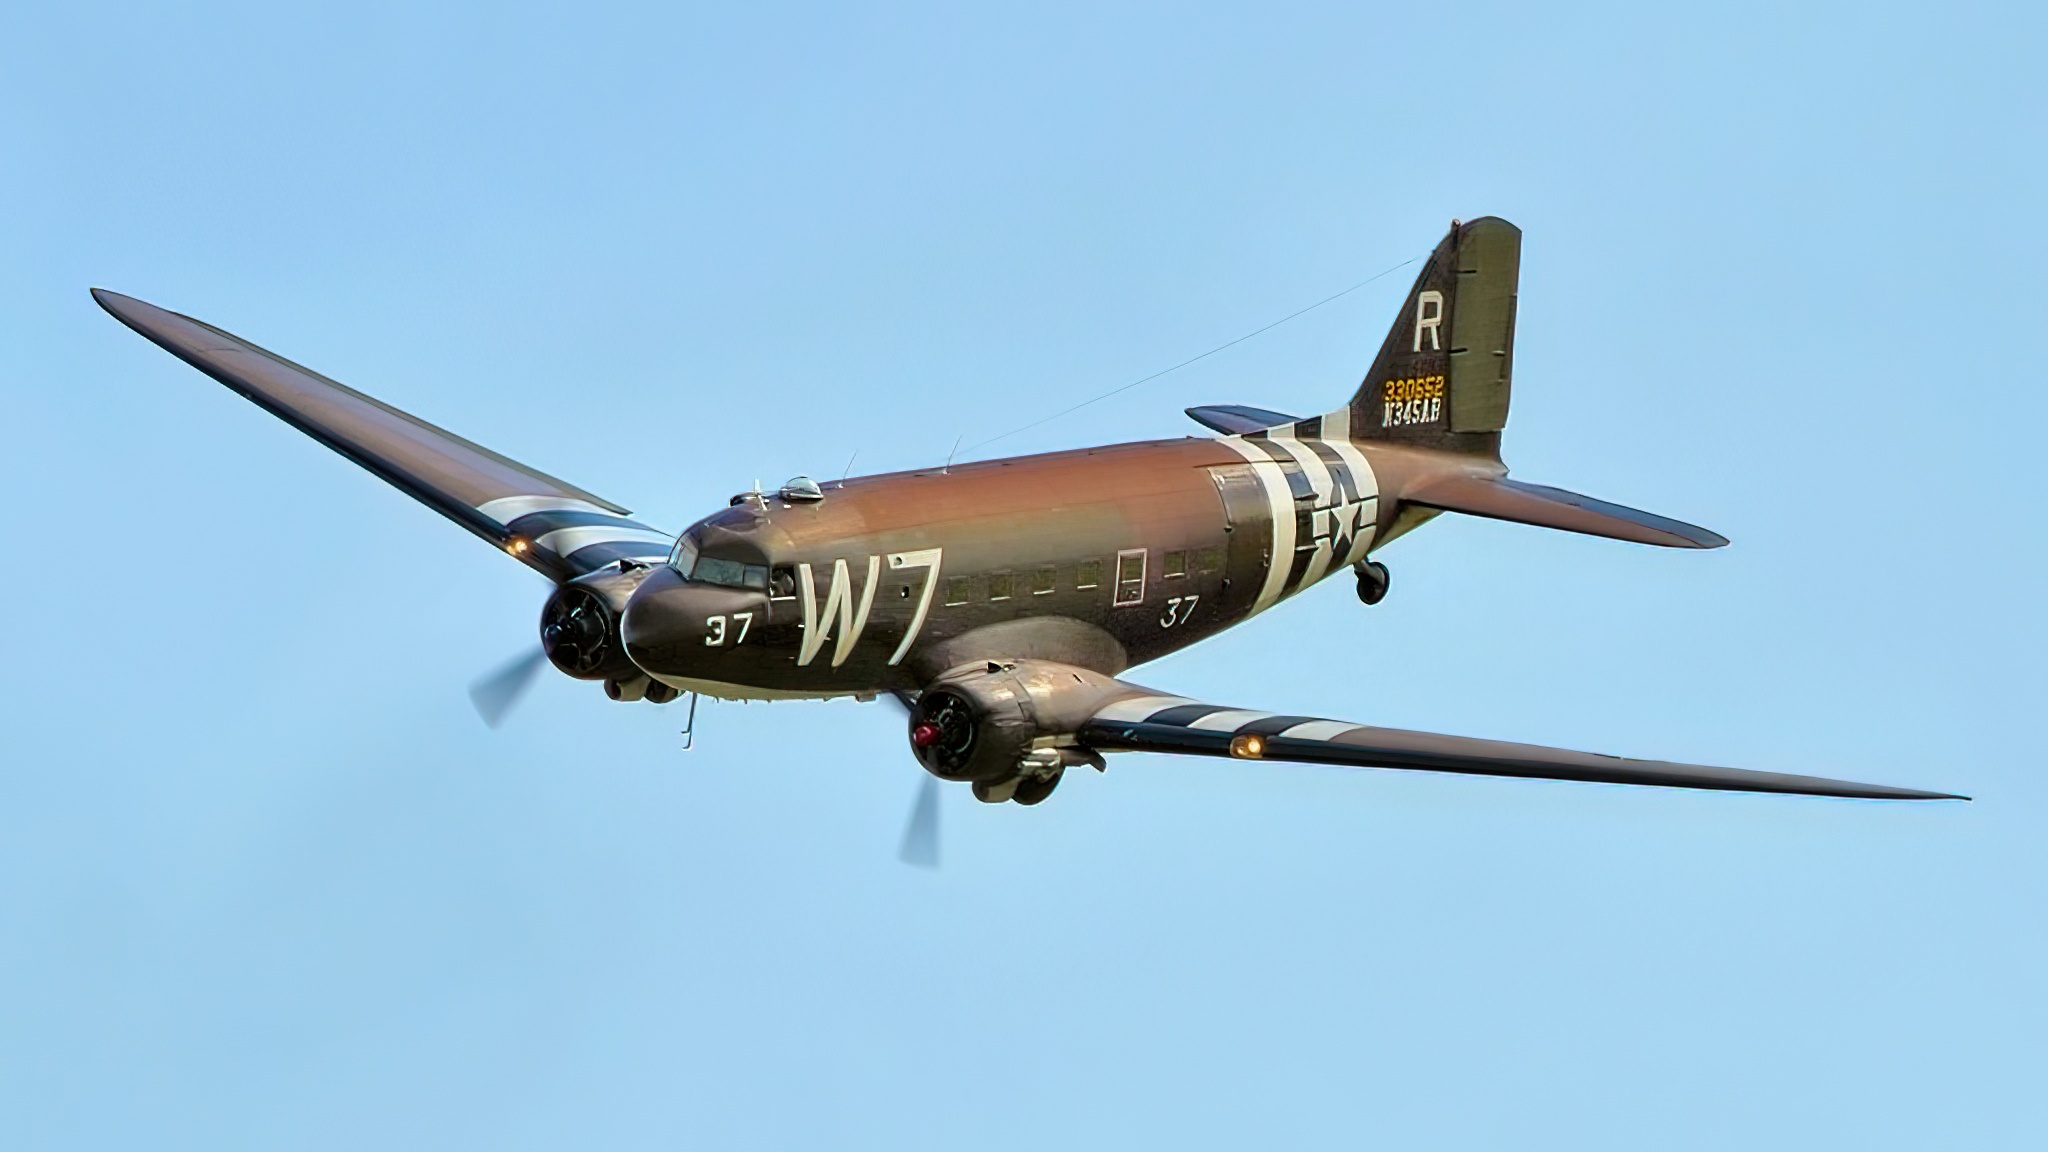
[618,432,1396,699]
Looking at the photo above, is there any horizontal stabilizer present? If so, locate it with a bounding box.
[93,289,671,581]
[1079,692,1962,800]
[1406,472,1728,549]
[1186,404,1301,436]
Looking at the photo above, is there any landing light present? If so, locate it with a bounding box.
[507,537,530,555]
[1229,733,1265,759]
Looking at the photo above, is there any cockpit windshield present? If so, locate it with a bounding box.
[667,532,768,590]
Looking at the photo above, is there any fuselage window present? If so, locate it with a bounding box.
[1163,550,1186,579]
[944,576,974,606]
[1115,549,1147,606]
[1196,546,1225,575]
[1075,560,1102,590]
[768,566,796,598]
[1031,566,1056,595]
[988,572,1013,601]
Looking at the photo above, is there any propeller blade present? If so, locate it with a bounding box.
[469,648,548,728]
[899,776,940,869]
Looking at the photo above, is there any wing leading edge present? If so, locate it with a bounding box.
[93,290,671,582]
[1077,693,1963,800]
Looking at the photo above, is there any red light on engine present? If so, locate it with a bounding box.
[910,723,941,747]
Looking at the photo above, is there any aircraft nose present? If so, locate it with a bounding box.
[620,567,695,672]
[620,566,764,676]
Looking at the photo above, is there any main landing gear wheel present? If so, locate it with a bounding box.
[971,778,1020,804]
[1355,560,1390,605]
[1011,774,1061,806]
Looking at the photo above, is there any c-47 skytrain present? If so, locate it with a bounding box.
[95,216,1962,833]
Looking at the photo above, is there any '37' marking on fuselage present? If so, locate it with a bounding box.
[705,612,753,646]
[1159,595,1199,629]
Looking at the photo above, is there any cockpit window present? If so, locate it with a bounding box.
[692,556,768,590]
[668,533,700,576]
[669,533,767,589]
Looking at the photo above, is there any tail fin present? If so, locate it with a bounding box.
[1330,217,1726,550]
[1341,217,1521,458]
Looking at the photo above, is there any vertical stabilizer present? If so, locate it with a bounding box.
[1341,217,1521,458]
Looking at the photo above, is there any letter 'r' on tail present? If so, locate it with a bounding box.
[1344,217,1521,460]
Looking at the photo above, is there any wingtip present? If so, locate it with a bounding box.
[1870,786,1970,801]
[90,287,149,324]
[1650,517,1728,549]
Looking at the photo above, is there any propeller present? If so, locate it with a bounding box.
[884,690,940,869]
[899,775,940,869]
[469,647,547,728]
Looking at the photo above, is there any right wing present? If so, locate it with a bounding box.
[1078,690,1963,800]
[94,289,672,582]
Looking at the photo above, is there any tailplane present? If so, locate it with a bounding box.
[1334,217,1725,549]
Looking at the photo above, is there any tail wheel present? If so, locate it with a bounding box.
[1355,561,1390,606]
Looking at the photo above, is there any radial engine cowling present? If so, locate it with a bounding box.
[907,660,1124,799]
[539,564,654,682]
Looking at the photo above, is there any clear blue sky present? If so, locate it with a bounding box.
[4,2,2042,1148]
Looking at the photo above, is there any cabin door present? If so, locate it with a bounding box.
[1207,463,1270,621]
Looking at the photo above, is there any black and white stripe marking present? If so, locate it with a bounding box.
[1214,406,1380,616]
[1088,695,1368,743]
[477,495,673,574]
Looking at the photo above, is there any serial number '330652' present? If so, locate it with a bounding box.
[1382,373,1445,427]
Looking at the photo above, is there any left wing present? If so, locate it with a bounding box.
[93,289,672,583]
[1077,691,1963,800]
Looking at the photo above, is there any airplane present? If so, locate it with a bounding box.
[92,215,1962,862]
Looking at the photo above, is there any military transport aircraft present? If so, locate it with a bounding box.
[93,216,1961,852]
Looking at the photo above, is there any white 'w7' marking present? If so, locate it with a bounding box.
[795,548,945,668]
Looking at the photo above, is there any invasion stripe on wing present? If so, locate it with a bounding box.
[477,494,673,571]
[478,494,618,525]
[1186,708,1273,732]
[1093,695,1197,723]
[1091,698,1368,744]
[534,524,675,556]
[503,508,660,537]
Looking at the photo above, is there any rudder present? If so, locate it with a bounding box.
[1343,217,1521,458]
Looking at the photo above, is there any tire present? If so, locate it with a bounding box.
[1011,773,1061,806]
[1355,561,1390,605]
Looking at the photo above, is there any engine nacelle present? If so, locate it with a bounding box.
[907,660,1123,794]
[539,564,654,682]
